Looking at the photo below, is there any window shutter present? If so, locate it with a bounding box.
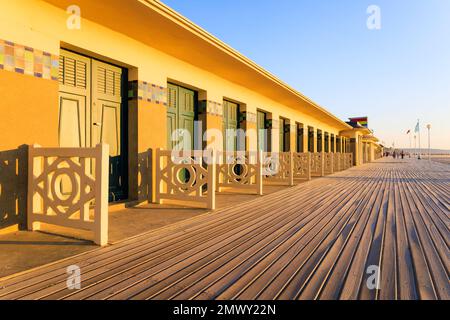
[59,55,87,89]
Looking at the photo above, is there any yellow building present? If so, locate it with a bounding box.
[0,0,381,236]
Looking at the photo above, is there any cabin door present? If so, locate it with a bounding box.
[58,49,127,202]
[222,100,238,152]
[167,83,195,150]
[257,111,268,152]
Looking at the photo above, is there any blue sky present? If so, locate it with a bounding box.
[161,0,450,149]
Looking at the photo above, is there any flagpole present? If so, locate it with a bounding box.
[418,119,421,160]
[409,130,412,158]
[427,124,431,161]
[414,135,417,157]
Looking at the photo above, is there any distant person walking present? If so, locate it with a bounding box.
[401,150,405,159]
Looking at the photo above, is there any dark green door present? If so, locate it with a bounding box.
[257,111,268,152]
[167,83,195,150]
[279,118,285,152]
[223,100,238,152]
[279,118,290,152]
[297,124,304,152]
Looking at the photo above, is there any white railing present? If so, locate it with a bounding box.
[324,153,334,175]
[155,149,216,210]
[293,152,311,181]
[27,144,109,246]
[311,153,325,177]
[217,151,263,195]
[262,152,294,186]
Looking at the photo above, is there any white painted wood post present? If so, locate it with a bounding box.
[289,152,294,186]
[155,148,162,204]
[256,151,263,195]
[207,149,216,210]
[147,149,153,204]
[215,151,222,193]
[27,144,41,231]
[94,143,109,246]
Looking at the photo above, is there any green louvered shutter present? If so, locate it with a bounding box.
[223,100,238,152]
[257,111,267,152]
[166,83,195,151]
[178,87,195,151]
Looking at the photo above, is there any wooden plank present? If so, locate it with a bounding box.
[1,158,448,300]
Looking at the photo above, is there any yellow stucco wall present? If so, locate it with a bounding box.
[0,70,59,150]
[0,0,364,213]
[0,0,346,151]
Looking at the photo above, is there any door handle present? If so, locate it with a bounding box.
[93,122,102,127]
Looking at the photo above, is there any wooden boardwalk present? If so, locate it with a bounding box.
[0,159,448,300]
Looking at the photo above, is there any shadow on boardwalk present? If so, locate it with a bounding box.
[0,158,448,300]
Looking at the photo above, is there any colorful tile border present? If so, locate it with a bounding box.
[129,80,167,106]
[0,39,59,81]
[270,119,280,129]
[201,100,223,117]
[241,111,257,124]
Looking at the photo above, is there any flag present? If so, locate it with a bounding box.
[349,117,368,128]
[406,129,411,134]
[414,121,420,133]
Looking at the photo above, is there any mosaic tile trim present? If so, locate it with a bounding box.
[128,80,168,106]
[242,111,257,124]
[270,119,280,129]
[0,39,59,81]
[199,100,223,117]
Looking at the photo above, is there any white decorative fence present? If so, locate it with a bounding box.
[217,151,263,195]
[311,153,325,177]
[324,153,334,175]
[27,144,109,246]
[292,153,311,181]
[155,149,216,210]
[262,152,294,186]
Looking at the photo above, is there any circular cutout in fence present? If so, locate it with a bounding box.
[264,157,280,176]
[174,165,196,190]
[231,163,247,178]
[51,168,78,206]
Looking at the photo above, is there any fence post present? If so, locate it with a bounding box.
[289,152,294,186]
[94,143,109,246]
[147,149,153,204]
[27,144,41,231]
[216,151,222,193]
[155,148,162,204]
[307,152,312,181]
[207,149,216,210]
[256,151,263,195]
